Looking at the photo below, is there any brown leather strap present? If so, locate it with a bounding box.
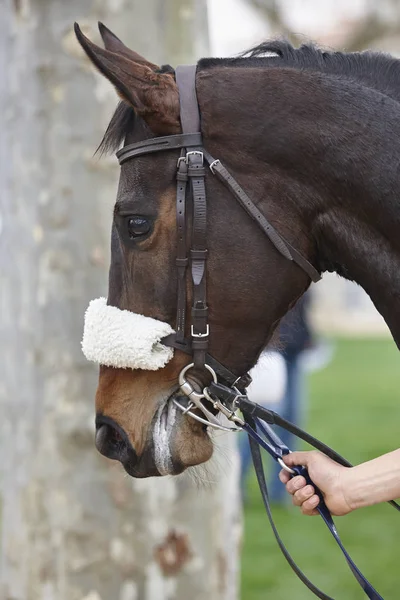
[175,151,189,341]
[162,333,252,391]
[203,152,321,283]
[176,65,209,368]
[117,132,202,165]
[175,65,201,133]
[188,151,209,367]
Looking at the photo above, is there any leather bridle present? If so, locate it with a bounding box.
[116,64,397,600]
[117,65,320,402]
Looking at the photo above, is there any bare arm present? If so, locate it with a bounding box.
[279,449,400,516]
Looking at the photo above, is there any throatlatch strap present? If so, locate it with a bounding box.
[203,151,321,283]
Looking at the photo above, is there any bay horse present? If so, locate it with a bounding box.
[75,23,400,482]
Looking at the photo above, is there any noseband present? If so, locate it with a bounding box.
[116,65,396,600]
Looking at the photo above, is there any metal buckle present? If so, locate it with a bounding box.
[233,372,252,388]
[208,159,220,174]
[177,151,204,168]
[177,156,187,168]
[191,324,209,338]
[185,150,204,165]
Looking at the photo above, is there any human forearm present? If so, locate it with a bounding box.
[281,449,400,517]
[345,449,400,510]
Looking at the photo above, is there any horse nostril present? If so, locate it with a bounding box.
[95,424,120,457]
[95,416,138,467]
[94,420,132,463]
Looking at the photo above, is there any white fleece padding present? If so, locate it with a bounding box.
[82,297,175,370]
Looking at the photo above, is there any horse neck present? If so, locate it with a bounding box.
[314,207,400,348]
[302,94,400,347]
[279,78,400,347]
[201,66,400,345]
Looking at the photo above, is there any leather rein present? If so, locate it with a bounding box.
[116,64,398,600]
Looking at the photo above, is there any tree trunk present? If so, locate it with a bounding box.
[0,1,240,599]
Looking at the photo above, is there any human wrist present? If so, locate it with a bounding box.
[341,459,396,510]
[338,466,359,512]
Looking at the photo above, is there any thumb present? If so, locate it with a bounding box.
[282,451,313,468]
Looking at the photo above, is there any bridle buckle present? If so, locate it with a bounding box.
[191,324,209,338]
[209,159,220,173]
[177,155,187,168]
[185,150,204,164]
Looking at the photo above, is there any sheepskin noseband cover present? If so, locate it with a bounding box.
[82,297,175,370]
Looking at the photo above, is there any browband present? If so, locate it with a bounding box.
[117,132,202,164]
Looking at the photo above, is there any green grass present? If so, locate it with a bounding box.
[241,338,400,600]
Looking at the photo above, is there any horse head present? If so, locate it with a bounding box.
[75,23,321,477]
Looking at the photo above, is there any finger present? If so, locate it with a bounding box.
[292,485,315,507]
[279,469,291,484]
[301,507,319,516]
[300,495,320,515]
[282,451,311,468]
[286,475,306,495]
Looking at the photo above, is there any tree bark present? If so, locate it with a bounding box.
[0,1,240,599]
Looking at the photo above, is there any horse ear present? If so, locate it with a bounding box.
[97,22,159,70]
[74,23,180,135]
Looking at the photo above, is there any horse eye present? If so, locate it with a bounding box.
[126,216,151,238]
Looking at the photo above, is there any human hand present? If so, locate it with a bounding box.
[279,451,353,516]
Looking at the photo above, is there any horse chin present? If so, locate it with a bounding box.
[115,393,214,479]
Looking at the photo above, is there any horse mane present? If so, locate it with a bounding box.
[201,40,400,95]
[100,40,400,154]
[203,40,400,77]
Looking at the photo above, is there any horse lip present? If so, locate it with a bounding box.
[122,456,162,478]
